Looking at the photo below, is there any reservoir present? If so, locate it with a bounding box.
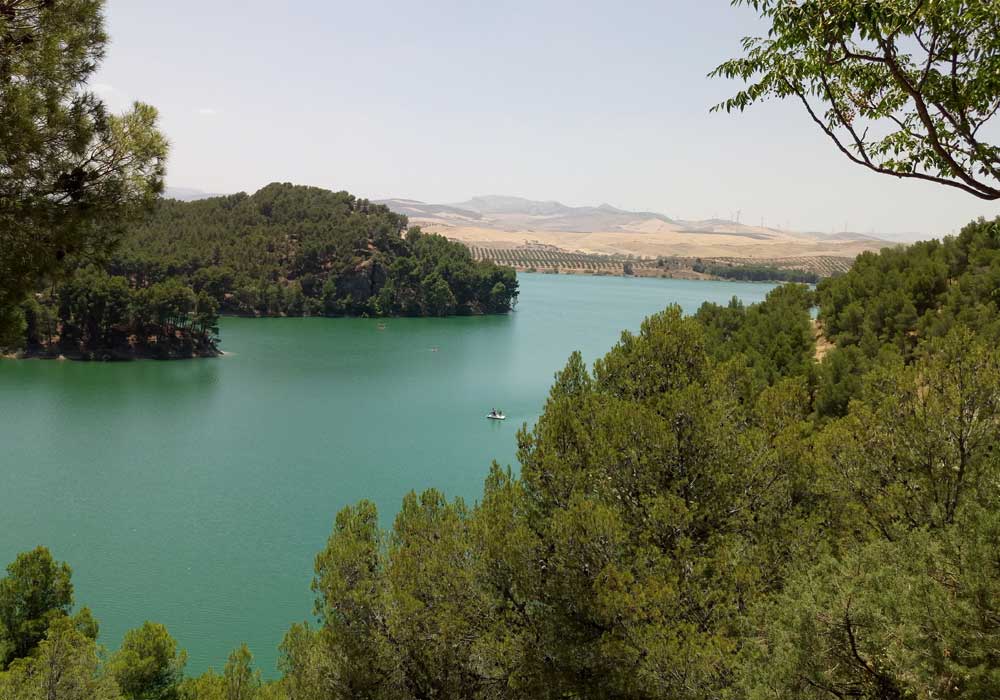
[0,273,775,674]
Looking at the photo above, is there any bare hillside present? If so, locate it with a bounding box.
[377,196,893,263]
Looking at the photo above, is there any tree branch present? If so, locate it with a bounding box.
[874,32,1000,197]
[789,81,996,199]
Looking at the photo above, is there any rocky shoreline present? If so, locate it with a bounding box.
[9,331,220,362]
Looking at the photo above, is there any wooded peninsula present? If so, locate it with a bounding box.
[11,184,519,360]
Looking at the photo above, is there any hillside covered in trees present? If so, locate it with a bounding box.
[9,184,518,359]
[811,217,1000,417]
[817,216,1000,358]
[5,219,999,700]
[117,184,518,319]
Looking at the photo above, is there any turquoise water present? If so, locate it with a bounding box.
[0,274,774,674]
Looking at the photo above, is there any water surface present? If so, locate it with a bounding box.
[0,274,774,674]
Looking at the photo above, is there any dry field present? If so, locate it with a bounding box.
[465,244,858,278]
[419,220,887,262]
[398,200,893,278]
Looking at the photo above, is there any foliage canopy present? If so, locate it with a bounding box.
[713,0,1000,200]
[0,0,167,343]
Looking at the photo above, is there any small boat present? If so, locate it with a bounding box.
[486,411,506,420]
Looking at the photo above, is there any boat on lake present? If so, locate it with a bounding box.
[487,410,506,420]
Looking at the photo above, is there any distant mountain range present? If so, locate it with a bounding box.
[372,195,909,262]
[376,195,893,244]
[379,195,690,235]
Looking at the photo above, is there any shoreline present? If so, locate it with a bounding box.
[2,276,794,362]
[5,344,222,362]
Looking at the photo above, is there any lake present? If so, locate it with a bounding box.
[0,273,775,675]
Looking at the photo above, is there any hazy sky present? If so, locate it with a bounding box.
[94,0,1000,238]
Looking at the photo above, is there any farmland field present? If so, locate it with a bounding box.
[466,244,854,278]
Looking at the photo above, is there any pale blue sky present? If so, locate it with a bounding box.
[95,0,999,238]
